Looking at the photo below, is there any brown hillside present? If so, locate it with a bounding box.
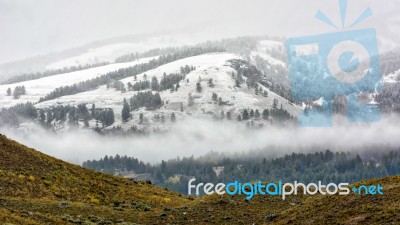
[0,134,399,224]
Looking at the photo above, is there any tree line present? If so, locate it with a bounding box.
[1,62,109,85]
[82,149,400,194]
[6,86,26,99]
[38,47,220,103]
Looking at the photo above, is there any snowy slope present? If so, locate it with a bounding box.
[0,57,157,109]
[250,40,286,67]
[46,34,204,70]
[383,69,400,83]
[36,52,302,130]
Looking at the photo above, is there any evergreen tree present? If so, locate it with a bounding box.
[91,103,96,118]
[139,113,144,124]
[127,82,133,91]
[242,109,249,120]
[235,78,241,87]
[151,77,159,91]
[68,107,77,125]
[255,109,260,119]
[39,110,46,124]
[13,87,20,99]
[188,93,194,106]
[122,98,131,122]
[196,82,202,93]
[262,109,269,120]
[171,112,176,122]
[227,111,232,120]
[212,92,218,101]
[208,78,215,87]
[77,104,90,120]
[6,88,11,96]
[273,99,278,109]
[250,109,254,117]
[46,110,53,125]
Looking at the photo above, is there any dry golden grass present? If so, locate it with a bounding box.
[0,134,399,224]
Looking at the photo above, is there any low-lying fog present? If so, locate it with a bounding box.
[1,114,400,165]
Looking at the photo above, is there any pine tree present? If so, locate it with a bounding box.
[218,97,223,106]
[13,87,20,99]
[188,93,194,106]
[139,113,144,124]
[151,77,159,91]
[250,109,254,117]
[68,107,77,125]
[255,109,260,119]
[91,104,96,118]
[6,88,11,96]
[171,112,176,122]
[127,82,133,91]
[235,78,241,87]
[208,78,215,87]
[273,99,278,109]
[212,92,218,101]
[242,109,249,120]
[39,110,46,124]
[196,82,202,93]
[122,98,131,122]
[262,109,269,120]
[227,111,232,120]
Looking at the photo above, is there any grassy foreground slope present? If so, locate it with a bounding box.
[0,134,191,224]
[0,134,399,224]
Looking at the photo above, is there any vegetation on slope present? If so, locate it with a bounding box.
[0,134,399,224]
[0,134,191,224]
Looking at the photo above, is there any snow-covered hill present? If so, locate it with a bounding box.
[36,52,302,131]
[46,34,205,70]
[5,35,398,134]
[0,56,157,108]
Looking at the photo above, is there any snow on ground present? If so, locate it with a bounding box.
[0,57,157,109]
[383,69,400,83]
[250,40,286,67]
[250,51,286,67]
[258,40,284,52]
[36,52,302,129]
[46,34,205,70]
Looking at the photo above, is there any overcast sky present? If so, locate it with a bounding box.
[0,0,399,64]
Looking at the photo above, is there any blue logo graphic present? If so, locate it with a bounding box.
[286,0,382,127]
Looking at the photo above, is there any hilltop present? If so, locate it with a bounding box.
[0,134,399,224]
